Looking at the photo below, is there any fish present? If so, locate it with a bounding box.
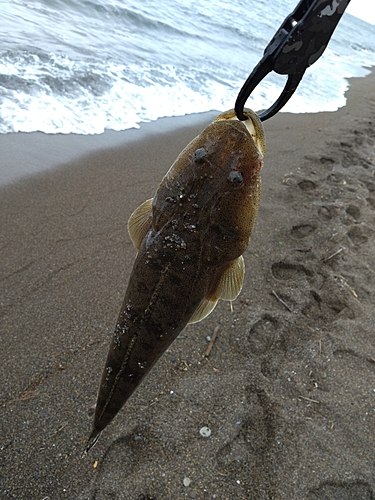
[84,108,265,454]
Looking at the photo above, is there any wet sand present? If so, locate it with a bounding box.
[1,69,375,499]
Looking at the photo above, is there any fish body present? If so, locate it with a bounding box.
[85,109,265,452]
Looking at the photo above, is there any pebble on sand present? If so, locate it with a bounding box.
[183,477,191,487]
[199,426,212,437]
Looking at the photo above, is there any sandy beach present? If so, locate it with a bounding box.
[1,69,375,499]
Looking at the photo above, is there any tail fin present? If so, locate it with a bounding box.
[82,428,102,458]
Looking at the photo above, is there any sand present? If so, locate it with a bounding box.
[1,69,375,500]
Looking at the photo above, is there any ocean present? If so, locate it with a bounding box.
[1,0,375,135]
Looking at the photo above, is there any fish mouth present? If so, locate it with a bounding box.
[213,108,265,158]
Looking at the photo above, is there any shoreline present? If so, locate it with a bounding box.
[0,111,219,186]
[1,69,375,499]
[0,66,374,188]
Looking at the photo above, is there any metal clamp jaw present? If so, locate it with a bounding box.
[235,0,351,122]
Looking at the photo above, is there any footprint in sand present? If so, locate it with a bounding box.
[246,314,279,354]
[367,195,375,209]
[347,225,368,245]
[361,179,375,192]
[298,179,317,191]
[360,177,375,209]
[319,156,337,165]
[216,386,277,494]
[318,205,336,221]
[327,171,345,183]
[308,480,374,500]
[302,289,355,321]
[303,154,339,165]
[345,204,360,220]
[342,147,373,169]
[271,262,313,281]
[88,428,160,498]
[291,223,317,239]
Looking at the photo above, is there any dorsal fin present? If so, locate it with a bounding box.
[127,198,153,250]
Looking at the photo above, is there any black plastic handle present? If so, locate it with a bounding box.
[235,0,351,121]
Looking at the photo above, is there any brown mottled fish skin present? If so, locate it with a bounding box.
[85,109,265,453]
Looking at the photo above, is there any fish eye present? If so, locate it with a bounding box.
[194,147,207,163]
[227,170,244,187]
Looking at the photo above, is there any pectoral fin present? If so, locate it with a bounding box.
[188,256,245,324]
[215,255,245,301]
[127,198,153,250]
[188,297,218,324]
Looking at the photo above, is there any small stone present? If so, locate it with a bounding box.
[183,477,191,487]
[199,426,212,437]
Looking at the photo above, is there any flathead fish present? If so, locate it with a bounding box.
[85,109,265,453]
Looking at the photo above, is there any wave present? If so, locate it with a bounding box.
[0,0,374,135]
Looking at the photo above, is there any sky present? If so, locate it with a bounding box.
[345,0,375,25]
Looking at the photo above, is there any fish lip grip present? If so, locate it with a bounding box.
[235,0,351,122]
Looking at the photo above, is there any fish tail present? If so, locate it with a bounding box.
[82,428,102,457]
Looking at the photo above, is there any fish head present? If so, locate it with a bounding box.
[213,108,265,158]
[151,108,265,265]
[196,108,265,264]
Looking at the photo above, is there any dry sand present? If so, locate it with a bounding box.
[1,70,375,500]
